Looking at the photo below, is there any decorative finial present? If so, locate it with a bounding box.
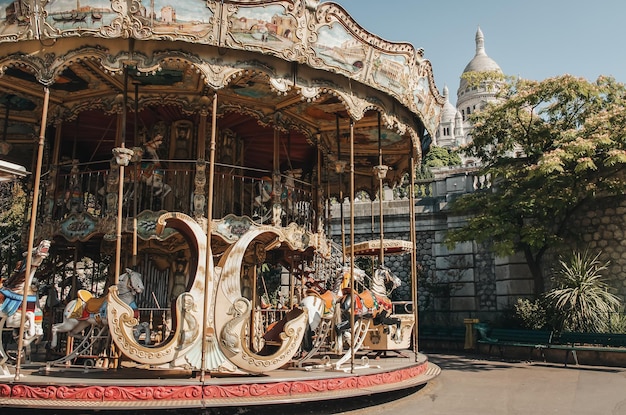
[475,26,485,56]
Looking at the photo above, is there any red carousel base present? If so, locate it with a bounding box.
[0,353,439,410]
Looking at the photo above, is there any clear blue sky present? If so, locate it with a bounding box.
[324,0,625,104]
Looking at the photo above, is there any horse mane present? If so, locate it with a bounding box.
[2,261,26,291]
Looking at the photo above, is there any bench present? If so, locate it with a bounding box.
[475,323,626,365]
[475,323,554,360]
[418,326,466,349]
[550,332,626,365]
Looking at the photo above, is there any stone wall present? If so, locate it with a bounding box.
[567,196,626,299]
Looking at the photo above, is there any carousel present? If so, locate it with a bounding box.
[0,0,444,410]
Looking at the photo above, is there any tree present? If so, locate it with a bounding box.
[445,74,626,297]
[422,146,462,169]
[0,180,27,275]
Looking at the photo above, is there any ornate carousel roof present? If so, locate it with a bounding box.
[0,0,444,195]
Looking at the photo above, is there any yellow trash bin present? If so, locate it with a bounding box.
[464,318,480,349]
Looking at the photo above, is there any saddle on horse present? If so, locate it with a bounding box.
[0,288,37,316]
[70,289,107,322]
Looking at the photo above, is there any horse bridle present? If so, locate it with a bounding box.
[119,271,140,297]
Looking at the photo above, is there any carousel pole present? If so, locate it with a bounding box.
[200,92,217,382]
[114,67,130,285]
[114,145,127,286]
[336,115,346,264]
[409,151,418,361]
[348,119,355,373]
[132,81,139,267]
[376,112,385,266]
[15,87,49,380]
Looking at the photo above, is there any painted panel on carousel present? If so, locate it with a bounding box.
[225,2,298,54]
[59,212,97,241]
[44,0,116,34]
[371,52,410,96]
[136,209,177,240]
[39,0,217,41]
[311,23,366,75]
[213,214,254,243]
[0,0,33,41]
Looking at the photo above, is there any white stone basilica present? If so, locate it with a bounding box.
[435,27,503,164]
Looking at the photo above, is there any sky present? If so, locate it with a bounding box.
[324,0,626,105]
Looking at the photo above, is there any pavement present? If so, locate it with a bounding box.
[328,352,626,415]
[4,352,626,414]
[240,352,626,415]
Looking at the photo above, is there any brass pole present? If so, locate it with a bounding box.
[409,151,418,361]
[349,119,355,373]
[272,128,280,226]
[132,82,139,266]
[15,87,50,379]
[200,93,218,382]
[114,143,126,285]
[377,112,384,266]
[337,115,345,264]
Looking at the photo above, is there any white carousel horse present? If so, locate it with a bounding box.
[49,268,144,349]
[0,240,51,350]
[333,265,402,369]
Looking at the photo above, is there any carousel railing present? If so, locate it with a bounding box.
[41,160,315,229]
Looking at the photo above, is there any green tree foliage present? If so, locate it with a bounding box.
[0,181,27,273]
[445,74,626,296]
[422,146,462,169]
[0,181,26,234]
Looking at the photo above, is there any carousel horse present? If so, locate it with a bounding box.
[121,134,172,204]
[0,240,50,349]
[139,134,171,198]
[336,265,402,341]
[297,263,358,357]
[253,176,273,222]
[49,268,144,349]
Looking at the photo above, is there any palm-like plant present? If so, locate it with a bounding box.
[545,250,622,333]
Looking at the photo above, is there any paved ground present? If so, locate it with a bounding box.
[5,352,626,414]
[387,353,626,415]
[247,352,626,415]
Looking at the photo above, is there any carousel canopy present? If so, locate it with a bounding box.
[0,159,29,182]
[347,239,413,256]
[0,0,443,196]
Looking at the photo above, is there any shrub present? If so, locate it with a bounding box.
[513,298,547,330]
[545,250,622,333]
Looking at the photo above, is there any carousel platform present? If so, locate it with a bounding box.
[0,352,439,411]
